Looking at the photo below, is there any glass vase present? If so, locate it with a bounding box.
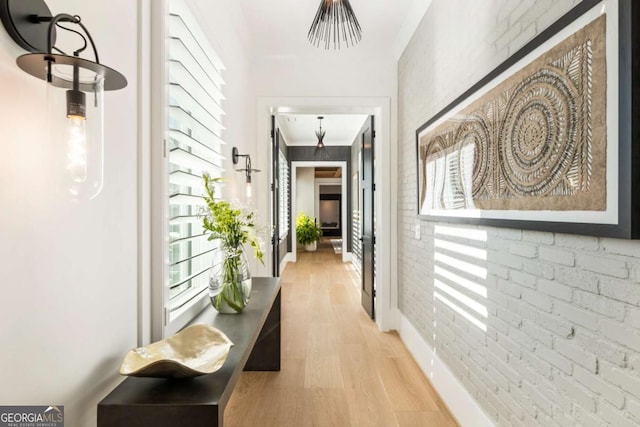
[208,245,252,313]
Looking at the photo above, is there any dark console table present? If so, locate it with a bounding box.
[98,277,281,427]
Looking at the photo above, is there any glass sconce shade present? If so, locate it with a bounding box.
[14,43,125,201]
[48,68,105,199]
[232,147,260,205]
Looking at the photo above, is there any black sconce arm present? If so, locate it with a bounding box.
[41,13,101,86]
[45,14,100,63]
[0,0,128,91]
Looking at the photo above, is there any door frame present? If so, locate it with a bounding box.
[291,162,348,263]
[271,119,280,277]
[255,97,397,332]
[315,177,344,244]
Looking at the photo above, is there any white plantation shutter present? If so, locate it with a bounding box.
[166,2,226,313]
[279,151,290,238]
[352,210,361,273]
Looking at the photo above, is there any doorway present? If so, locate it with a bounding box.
[318,192,341,237]
[291,162,348,262]
[255,97,395,332]
[316,177,343,238]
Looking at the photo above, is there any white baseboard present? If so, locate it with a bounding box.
[279,253,294,275]
[399,314,495,427]
[343,251,353,263]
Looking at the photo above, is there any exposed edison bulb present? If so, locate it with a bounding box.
[48,73,105,200]
[65,88,90,198]
[67,115,87,183]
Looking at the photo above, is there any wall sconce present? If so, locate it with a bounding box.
[0,0,127,200]
[232,147,260,201]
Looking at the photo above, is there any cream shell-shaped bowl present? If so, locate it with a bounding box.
[120,324,234,378]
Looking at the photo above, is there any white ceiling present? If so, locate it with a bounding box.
[277,114,369,146]
[236,0,433,59]
[235,0,433,146]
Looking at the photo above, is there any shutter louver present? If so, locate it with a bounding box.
[167,6,226,311]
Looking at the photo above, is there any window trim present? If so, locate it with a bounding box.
[150,0,227,340]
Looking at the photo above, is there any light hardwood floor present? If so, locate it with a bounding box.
[225,241,458,427]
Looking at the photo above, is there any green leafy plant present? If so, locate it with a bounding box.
[202,173,263,312]
[295,211,323,245]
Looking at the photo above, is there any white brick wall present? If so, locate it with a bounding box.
[398,0,640,425]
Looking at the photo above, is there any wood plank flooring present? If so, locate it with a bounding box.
[225,242,458,427]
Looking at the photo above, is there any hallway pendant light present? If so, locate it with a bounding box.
[0,0,127,200]
[315,116,326,150]
[314,116,330,160]
[308,0,362,49]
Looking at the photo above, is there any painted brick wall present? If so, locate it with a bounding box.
[398,1,640,425]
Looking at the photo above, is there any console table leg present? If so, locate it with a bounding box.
[245,290,281,371]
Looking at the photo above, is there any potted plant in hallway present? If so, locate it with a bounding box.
[202,173,264,313]
[296,211,323,252]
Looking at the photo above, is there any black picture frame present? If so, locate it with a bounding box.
[415,0,640,239]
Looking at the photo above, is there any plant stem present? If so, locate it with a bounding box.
[213,248,245,313]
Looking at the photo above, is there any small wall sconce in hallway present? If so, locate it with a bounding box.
[0,0,127,200]
[232,147,260,201]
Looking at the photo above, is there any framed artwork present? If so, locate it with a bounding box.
[415,0,640,238]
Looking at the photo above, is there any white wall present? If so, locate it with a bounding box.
[253,55,396,99]
[0,0,255,425]
[0,1,138,425]
[399,1,640,426]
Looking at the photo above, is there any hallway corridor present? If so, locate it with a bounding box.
[225,243,458,426]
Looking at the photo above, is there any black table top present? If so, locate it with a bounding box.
[98,277,281,407]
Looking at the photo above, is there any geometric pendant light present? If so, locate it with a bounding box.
[308,0,362,49]
[314,116,330,160]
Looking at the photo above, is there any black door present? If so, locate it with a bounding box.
[361,116,375,319]
[271,116,280,277]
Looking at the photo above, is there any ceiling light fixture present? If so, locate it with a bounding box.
[315,116,326,150]
[0,0,127,200]
[308,0,362,49]
[314,116,330,160]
